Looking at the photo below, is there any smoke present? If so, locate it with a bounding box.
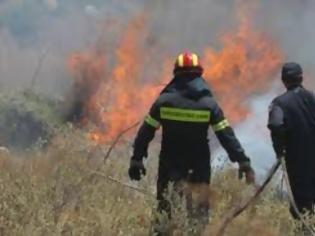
[147,0,315,82]
[241,0,315,172]
[43,0,58,10]
[2,0,314,93]
[1,0,315,170]
[0,0,143,96]
[257,0,315,82]
[234,84,283,175]
[146,0,238,54]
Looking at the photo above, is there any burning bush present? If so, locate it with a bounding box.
[66,50,107,125]
[0,90,62,151]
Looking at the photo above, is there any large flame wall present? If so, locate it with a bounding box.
[67,4,284,143]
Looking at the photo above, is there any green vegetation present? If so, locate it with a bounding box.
[0,90,62,150]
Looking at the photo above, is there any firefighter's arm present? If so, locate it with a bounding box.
[129,101,161,180]
[132,102,161,161]
[211,102,254,183]
[211,102,249,163]
[268,102,286,157]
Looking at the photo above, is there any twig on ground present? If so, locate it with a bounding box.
[89,169,153,197]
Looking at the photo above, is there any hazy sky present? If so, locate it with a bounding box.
[1,0,314,93]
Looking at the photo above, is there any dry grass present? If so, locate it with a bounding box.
[0,128,300,235]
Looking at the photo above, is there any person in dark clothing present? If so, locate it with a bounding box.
[268,62,315,219]
[128,52,255,230]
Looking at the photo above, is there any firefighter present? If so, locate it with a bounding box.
[128,52,255,229]
[268,62,315,219]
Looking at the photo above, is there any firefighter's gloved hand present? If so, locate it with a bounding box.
[128,159,146,181]
[238,161,255,184]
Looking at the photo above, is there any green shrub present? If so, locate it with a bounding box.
[0,90,62,150]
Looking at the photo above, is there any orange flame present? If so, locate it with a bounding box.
[204,16,283,123]
[69,14,165,143]
[67,5,284,144]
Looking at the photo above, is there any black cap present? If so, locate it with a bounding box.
[282,62,303,81]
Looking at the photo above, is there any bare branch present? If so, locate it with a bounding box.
[30,48,49,90]
[103,121,140,164]
[90,170,153,197]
